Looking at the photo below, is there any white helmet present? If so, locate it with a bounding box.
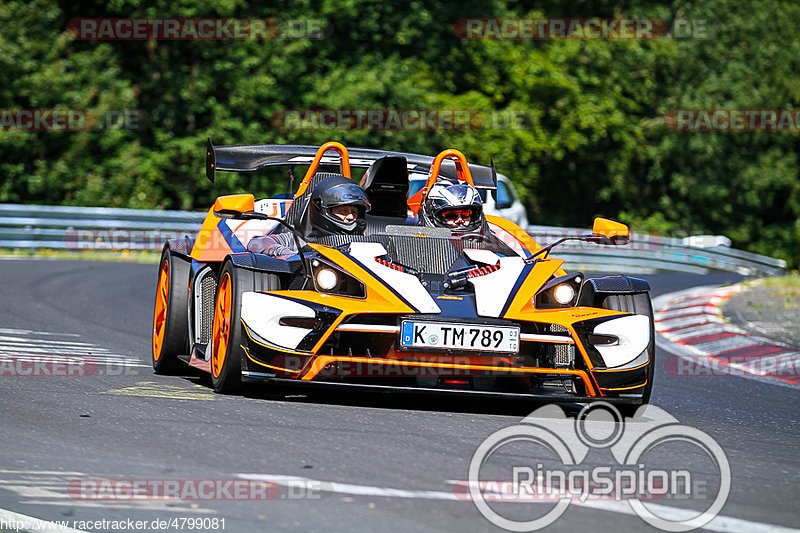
[420,180,484,231]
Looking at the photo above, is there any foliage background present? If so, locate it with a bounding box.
[1,0,798,265]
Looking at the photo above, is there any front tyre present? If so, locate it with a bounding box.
[210,261,248,394]
[152,249,191,374]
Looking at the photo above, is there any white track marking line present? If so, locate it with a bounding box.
[0,330,147,368]
[655,305,718,319]
[0,336,99,347]
[0,328,81,337]
[236,474,800,533]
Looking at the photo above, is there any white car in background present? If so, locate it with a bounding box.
[408,173,529,227]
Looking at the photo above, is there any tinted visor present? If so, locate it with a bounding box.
[437,206,481,226]
[320,183,371,212]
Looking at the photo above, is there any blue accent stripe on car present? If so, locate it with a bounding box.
[216,219,247,253]
[500,263,535,317]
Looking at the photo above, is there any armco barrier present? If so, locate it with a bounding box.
[525,225,786,276]
[0,203,205,250]
[0,204,787,275]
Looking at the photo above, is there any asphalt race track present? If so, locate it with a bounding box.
[1,259,798,533]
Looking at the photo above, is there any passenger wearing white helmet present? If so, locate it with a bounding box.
[419,179,485,231]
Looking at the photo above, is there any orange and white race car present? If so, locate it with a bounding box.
[151,141,654,413]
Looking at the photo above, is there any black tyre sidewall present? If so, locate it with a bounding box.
[152,249,190,373]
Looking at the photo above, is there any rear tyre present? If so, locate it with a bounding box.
[152,249,191,374]
[602,292,656,414]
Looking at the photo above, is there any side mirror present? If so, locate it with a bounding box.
[213,194,255,219]
[589,217,630,245]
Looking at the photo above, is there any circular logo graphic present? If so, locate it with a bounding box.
[467,403,731,532]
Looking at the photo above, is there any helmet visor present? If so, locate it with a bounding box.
[437,206,481,227]
[320,183,371,212]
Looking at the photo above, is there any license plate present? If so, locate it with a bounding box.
[400,321,520,353]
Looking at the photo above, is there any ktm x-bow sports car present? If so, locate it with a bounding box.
[151,141,655,412]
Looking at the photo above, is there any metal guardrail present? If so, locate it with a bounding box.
[0,203,205,251]
[0,204,787,275]
[525,225,787,276]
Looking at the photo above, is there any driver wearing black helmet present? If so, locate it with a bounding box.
[247,175,371,256]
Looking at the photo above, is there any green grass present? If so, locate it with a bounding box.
[759,273,800,287]
[743,274,800,311]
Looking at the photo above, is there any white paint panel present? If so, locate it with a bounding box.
[463,248,500,265]
[594,314,651,368]
[348,242,440,313]
[469,257,525,318]
[241,292,315,351]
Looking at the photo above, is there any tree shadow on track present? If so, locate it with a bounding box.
[178,367,586,417]
[246,383,586,418]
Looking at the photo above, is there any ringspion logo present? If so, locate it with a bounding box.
[466,403,730,531]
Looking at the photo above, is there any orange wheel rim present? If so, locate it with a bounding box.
[211,272,232,379]
[152,259,169,360]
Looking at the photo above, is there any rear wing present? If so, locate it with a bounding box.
[205,139,497,191]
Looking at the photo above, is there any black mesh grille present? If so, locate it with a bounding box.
[551,344,574,367]
[200,273,217,345]
[387,235,460,275]
[313,233,390,249]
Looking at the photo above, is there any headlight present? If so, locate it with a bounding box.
[315,268,338,290]
[553,283,576,305]
[310,258,366,298]
[534,273,582,308]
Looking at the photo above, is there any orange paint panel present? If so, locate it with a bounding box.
[190,207,234,262]
[502,260,564,318]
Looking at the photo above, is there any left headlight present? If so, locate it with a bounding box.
[310,258,366,298]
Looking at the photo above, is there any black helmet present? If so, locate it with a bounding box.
[307,175,371,237]
[420,180,483,231]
